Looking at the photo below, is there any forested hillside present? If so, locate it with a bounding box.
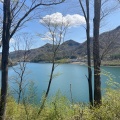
[9,26,120,62]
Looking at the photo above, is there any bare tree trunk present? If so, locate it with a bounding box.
[36,14,69,117]
[18,77,23,104]
[37,53,55,116]
[79,0,93,106]
[86,0,93,106]
[0,0,11,119]
[93,0,102,106]
[0,1,65,119]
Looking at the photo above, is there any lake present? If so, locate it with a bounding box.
[1,63,120,103]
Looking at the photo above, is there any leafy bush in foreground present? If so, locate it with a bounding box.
[5,86,120,120]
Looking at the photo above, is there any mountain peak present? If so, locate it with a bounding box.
[62,40,80,46]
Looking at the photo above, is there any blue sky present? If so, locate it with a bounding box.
[1,0,120,51]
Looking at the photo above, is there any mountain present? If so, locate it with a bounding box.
[75,26,120,58]
[8,39,80,62]
[9,26,120,62]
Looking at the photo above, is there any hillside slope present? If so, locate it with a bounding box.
[9,26,120,62]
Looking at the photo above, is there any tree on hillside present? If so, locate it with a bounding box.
[0,0,65,119]
[79,0,93,106]
[93,0,102,106]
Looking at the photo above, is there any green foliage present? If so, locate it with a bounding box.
[25,81,38,104]
[55,59,69,63]
[40,91,73,120]
[6,82,120,120]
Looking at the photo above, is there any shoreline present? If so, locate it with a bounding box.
[8,60,120,67]
[69,61,120,67]
[32,61,120,67]
[70,62,86,65]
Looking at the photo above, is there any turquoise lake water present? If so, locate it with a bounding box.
[1,63,120,103]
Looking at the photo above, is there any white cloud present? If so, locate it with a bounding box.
[40,12,86,27]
